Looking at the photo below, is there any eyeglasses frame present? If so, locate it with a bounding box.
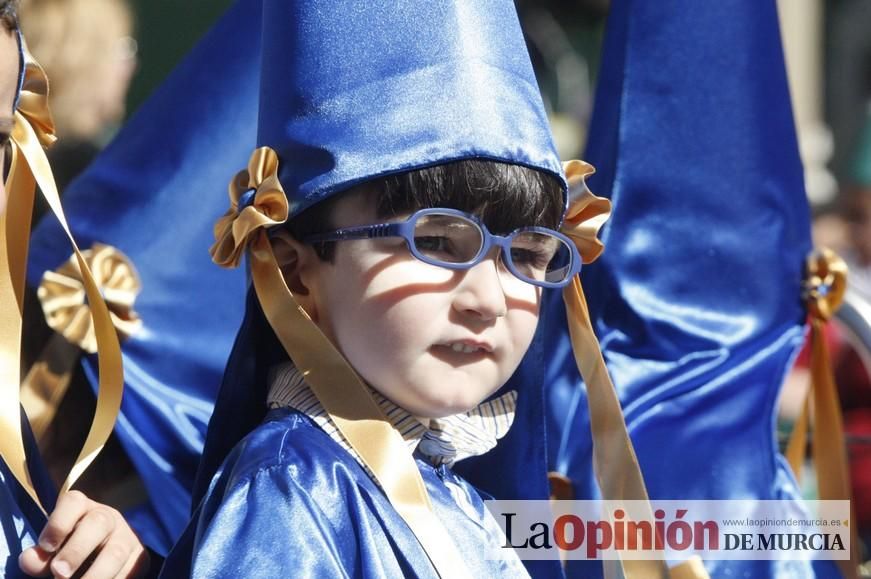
[300,207,582,289]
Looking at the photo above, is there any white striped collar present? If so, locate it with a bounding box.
[266,362,517,468]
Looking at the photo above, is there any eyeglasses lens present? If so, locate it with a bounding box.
[509,232,573,284]
[412,213,483,264]
[411,212,575,286]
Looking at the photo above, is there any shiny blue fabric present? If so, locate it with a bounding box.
[543,0,840,577]
[0,460,38,579]
[1,411,57,578]
[26,0,256,554]
[258,0,564,216]
[165,407,530,578]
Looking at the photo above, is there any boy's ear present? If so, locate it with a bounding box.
[269,230,320,320]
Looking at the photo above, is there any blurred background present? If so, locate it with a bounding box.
[21,0,870,213]
[15,0,871,561]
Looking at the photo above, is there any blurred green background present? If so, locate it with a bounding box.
[126,0,234,114]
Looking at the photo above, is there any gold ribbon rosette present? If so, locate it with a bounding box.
[0,45,123,509]
[40,243,142,354]
[20,245,141,440]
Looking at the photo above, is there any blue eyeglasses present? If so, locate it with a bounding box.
[302,208,582,288]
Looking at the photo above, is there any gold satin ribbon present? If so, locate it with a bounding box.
[212,147,473,579]
[785,249,859,579]
[20,245,141,441]
[0,47,124,509]
[669,557,709,579]
[559,161,672,579]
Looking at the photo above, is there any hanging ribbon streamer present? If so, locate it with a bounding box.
[0,46,124,510]
[20,244,141,441]
[785,249,859,579]
[212,147,473,579]
[559,160,674,579]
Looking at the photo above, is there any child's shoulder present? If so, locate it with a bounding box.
[215,407,374,499]
[181,408,430,578]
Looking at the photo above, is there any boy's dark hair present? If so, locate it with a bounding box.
[0,0,18,32]
[286,159,565,261]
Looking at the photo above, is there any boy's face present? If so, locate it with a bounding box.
[0,26,18,216]
[297,190,543,419]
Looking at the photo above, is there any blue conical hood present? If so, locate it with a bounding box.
[257,0,565,213]
[544,0,840,576]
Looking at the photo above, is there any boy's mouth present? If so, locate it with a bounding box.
[435,340,494,355]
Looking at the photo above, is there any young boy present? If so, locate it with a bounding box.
[162,1,638,577]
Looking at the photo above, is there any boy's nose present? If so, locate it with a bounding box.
[452,256,507,321]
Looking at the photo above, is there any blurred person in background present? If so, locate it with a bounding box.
[825,0,871,183]
[842,113,871,301]
[837,112,871,553]
[19,0,136,194]
[515,0,608,160]
[782,111,871,555]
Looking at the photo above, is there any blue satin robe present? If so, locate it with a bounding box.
[161,408,529,578]
[1,410,56,578]
[0,461,40,578]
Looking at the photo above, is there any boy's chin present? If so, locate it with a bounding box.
[370,366,504,419]
[396,389,495,420]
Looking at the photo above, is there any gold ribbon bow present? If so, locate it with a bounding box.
[15,53,56,149]
[210,147,289,268]
[560,160,611,263]
[559,160,672,579]
[803,249,848,322]
[0,45,123,509]
[785,249,859,579]
[39,243,142,354]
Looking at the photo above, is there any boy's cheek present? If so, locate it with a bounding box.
[504,285,542,315]
[372,254,457,286]
[508,308,542,355]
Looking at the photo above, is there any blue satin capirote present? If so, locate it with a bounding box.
[26,0,256,554]
[163,408,530,578]
[1,411,56,578]
[543,0,839,577]
[257,0,564,216]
